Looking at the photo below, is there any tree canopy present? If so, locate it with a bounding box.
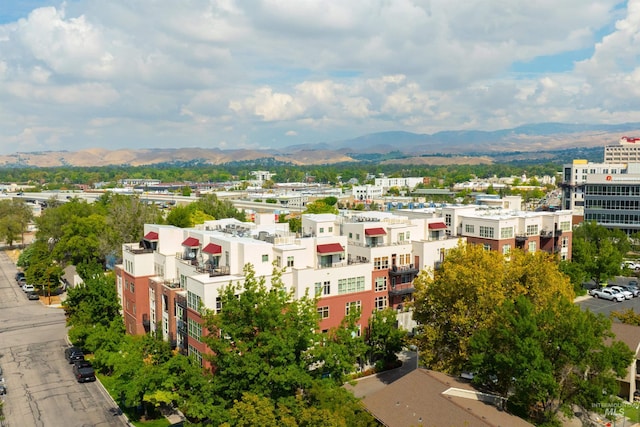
[469,296,633,425]
[412,242,574,373]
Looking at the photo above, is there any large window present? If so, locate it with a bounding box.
[345,300,362,315]
[560,221,571,231]
[500,227,514,239]
[528,241,536,252]
[287,256,294,267]
[317,306,329,319]
[375,276,387,292]
[464,224,474,233]
[315,281,331,296]
[526,224,539,236]
[187,291,202,312]
[373,256,389,270]
[374,296,387,311]
[479,226,494,238]
[338,277,365,294]
[187,318,202,341]
[188,345,203,366]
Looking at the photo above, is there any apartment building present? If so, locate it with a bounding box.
[115,210,463,362]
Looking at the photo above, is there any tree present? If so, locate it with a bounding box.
[304,197,339,215]
[366,308,406,369]
[0,199,33,247]
[166,205,193,228]
[567,221,630,287]
[611,308,640,326]
[469,296,633,425]
[412,242,574,373]
[202,264,319,402]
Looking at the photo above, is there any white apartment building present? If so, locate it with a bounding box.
[604,136,640,163]
[352,185,384,202]
[374,177,425,191]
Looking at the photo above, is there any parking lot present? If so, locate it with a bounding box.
[577,276,640,318]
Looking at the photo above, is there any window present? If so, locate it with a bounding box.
[465,224,474,233]
[187,291,202,312]
[445,214,452,227]
[526,224,539,236]
[276,255,282,266]
[398,232,405,242]
[560,221,571,231]
[215,297,222,313]
[262,254,269,262]
[356,233,360,240]
[406,231,410,240]
[319,227,324,233]
[479,226,494,238]
[345,300,362,315]
[528,241,536,252]
[375,296,387,311]
[483,243,492,251]
[188,345,203,366]
[502,244,511,257]
[287,256,294,267]
[187,318,202,341]
[562,237,568,249]
[338,277,365,294]
[328,227,333,233]
[348,232,353,238]
[315,281,331,296]
[317,306,329,319]
[375,276,387,292]
[374,257,389,270]
[500,227,513,239]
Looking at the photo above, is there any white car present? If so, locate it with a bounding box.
[610,286,633,300]
[22,284,34,293]
[622,261,640,271]
[589,287,625,302]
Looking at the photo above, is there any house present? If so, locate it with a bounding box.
[610,322,640,402]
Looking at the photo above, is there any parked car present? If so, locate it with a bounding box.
[21,284,34,293]
[610,286,633,299]
[27,292,40,301]
[73,360,92,369]
[622,261,640,271]
[17,276,27,286]
[64,347,85,364]
[72,365,96,383]
[616,284,640,297]
[589,287,625,302]
[0,383,6,395]
[15,271,25,282]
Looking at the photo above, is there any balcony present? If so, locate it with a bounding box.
[389,264,419,276]
[389,286,415,297]
[515,234,528,242]
[195,264,231,277]
[124,244,153,255]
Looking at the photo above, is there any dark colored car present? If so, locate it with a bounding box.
[72,365,96,383]
[27,292,40,301]
[0,383,6,395]
[64,347,85,364]
[73,360,93,369]
[15,271,25,282]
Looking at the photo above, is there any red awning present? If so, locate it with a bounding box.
[365,227,387,236]
[182,237,200,247]
[428,222,447,230]
[202,243,222,255]
[144,231,158,241]
[317,243,345,254]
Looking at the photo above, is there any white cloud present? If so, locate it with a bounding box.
[0,0,637,154]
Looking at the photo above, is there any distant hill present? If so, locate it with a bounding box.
[0,122,636,167]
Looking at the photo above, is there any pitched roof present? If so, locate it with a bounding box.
[182,237,200,247]
[360,369,534,427]
[428,222,448,230]
[316,243,345,254]
[144,231,159,241]
[365,227,387,236]
[202,243,222,255]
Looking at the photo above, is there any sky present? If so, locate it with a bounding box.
[0,0,639,155]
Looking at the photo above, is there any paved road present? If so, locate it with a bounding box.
[0,252,127,427]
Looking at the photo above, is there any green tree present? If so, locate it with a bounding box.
[166,205,193,228]
[304,198,339,215]
[469,296,633,425]
[366,308,406,369]
[611,308,640,326]
[0,199,33,247]
[412,242,574,373]
[567,221,630,287]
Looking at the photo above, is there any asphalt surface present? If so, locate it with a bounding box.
[577,276,640,318]
[0,251,128,427]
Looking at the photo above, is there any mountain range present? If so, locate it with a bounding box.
[3,122,638,167]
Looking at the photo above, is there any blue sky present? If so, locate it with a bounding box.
[0,0,638,154]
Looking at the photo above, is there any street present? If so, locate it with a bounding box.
[0,251,128,427]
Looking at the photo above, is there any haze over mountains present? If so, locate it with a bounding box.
[3,123,638,168]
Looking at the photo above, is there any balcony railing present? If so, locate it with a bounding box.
[124,245,153,254]
[389,264,419,276]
